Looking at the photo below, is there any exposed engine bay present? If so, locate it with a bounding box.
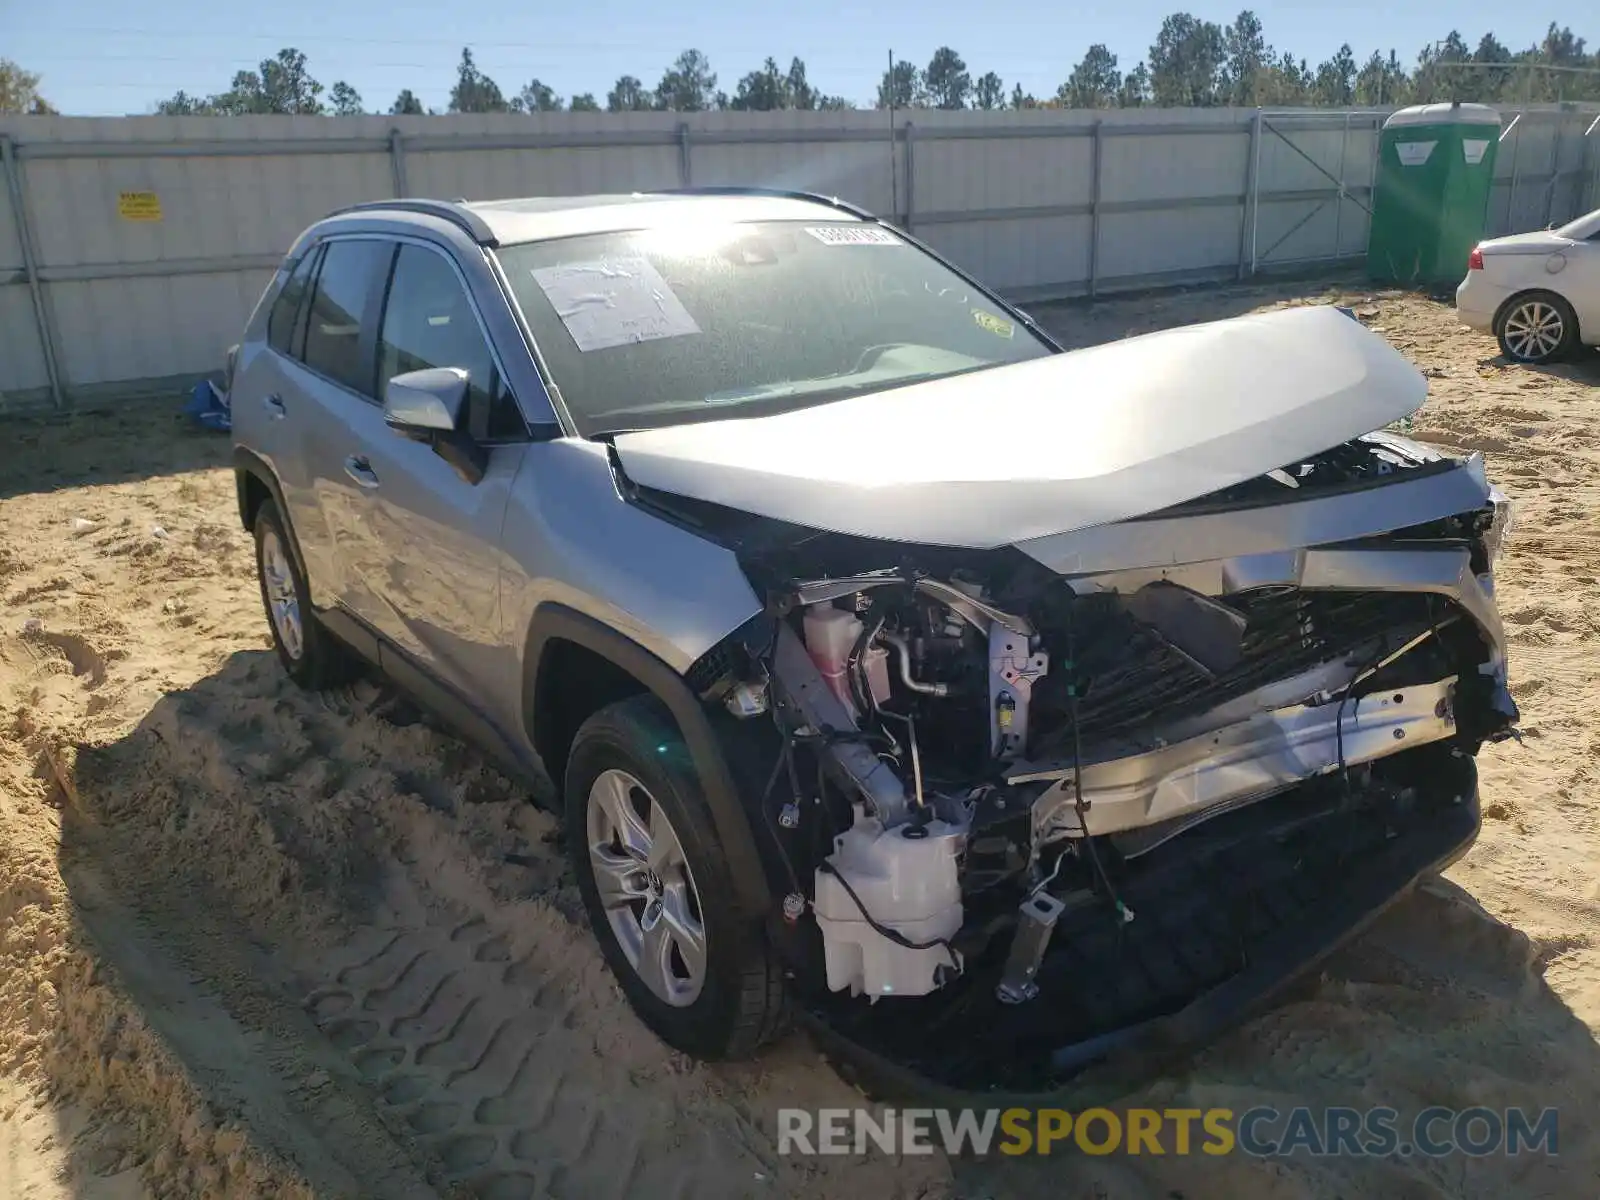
[641,429,1519,1090]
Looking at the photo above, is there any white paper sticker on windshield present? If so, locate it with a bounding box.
[804,225,900,246]
[1396,140,1436,167]
[531,257,700,352]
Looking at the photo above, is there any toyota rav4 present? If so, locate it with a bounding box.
[230,188,1518,1097]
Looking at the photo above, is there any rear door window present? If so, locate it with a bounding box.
[302,239,392,397]
[266,248,320,357]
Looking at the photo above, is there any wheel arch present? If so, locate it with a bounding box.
[1492,287,1581,341]
[234,447,311,581]
[522,604,771,917]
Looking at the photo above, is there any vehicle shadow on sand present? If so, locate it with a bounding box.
[44,648,955,1198]
[1476,347,1600,388]
[36,645,1600,1199]
[0,401,228,502]
[38,649,495,1197]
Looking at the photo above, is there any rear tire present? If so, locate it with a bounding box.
[253,499,354,690]
[1496,291,1579,364]
[565,694,785,1060]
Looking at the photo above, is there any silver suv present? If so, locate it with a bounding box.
[232,189,1518,1095]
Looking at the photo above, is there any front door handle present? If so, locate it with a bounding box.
[263,393,286,419]
[343,455,381,489]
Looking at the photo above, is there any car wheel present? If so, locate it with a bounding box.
[1496,292,1579,364]
[253,499,353,690]
[565,694,785,1060]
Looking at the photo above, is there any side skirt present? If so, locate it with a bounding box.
[316,606,551,800]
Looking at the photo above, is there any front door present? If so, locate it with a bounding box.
[329,239,527,704]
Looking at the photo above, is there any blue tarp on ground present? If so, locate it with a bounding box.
[184,379,230,431]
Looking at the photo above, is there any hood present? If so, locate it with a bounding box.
[613,305,1428,549]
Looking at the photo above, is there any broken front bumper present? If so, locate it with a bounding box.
[796,751,1480,1104]
[1019,540,1514,843]
[1018,674,1460,842]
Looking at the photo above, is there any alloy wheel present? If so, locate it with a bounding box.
[1502,300,1565,361]
[259,527,304,661]
[585,767,708,1007]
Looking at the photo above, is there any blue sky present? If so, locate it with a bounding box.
[7,0,1590,115]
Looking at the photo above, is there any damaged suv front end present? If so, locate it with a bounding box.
[608,307,1516,1096]
[490,201,1515,1096]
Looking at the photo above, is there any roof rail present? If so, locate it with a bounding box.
[327,198,499,246]
[644,186,879,223]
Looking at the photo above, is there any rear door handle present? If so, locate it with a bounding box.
[263,393,286,418]
[343,455,380,489]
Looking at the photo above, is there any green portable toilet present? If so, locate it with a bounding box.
[1367,101,1501,285]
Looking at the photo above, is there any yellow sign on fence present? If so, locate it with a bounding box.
[117,191,163,222]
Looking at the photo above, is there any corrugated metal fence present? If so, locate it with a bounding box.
[1,104,1596,412]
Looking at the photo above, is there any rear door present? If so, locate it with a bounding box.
[232,247,338,594]
[281,237,396,615]
[329,238,527,703]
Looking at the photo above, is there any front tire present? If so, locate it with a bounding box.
[253,499,353,690]
[1496,291,1579,364]
[565,694,785,1060]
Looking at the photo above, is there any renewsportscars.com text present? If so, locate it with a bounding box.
[777,1105,1559,1158]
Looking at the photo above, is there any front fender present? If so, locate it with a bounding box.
[522,603,771,917]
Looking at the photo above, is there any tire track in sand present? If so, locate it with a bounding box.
[303,914,768,1200]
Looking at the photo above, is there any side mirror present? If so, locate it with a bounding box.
[383,366,469,435]
[382,366,487,486]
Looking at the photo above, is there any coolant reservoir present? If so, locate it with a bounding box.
[862,644,891,706]
[812,813,964,999]
[804,605,892,713]
[804,606,863,711]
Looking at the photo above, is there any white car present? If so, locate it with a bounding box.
[1456,206,1600,363]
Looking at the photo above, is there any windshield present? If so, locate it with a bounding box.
[495,220,1055,435]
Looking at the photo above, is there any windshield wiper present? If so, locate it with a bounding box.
[701,381,804,404]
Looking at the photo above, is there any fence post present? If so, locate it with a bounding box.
[1237,108,1262,280]
[1543,111,1563,227]
[388,128,408,197]
[1505,113,1523,231]
[1087,119,1103,299]
[1,134,64,410]
[1332,110,1351,258]
[1580,111,1593,214]
[677,123,692,188]
[902,122,916,232]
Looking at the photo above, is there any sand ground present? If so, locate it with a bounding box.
[0,277,1596,1199]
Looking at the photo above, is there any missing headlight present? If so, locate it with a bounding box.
[1483,485,1515,564]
